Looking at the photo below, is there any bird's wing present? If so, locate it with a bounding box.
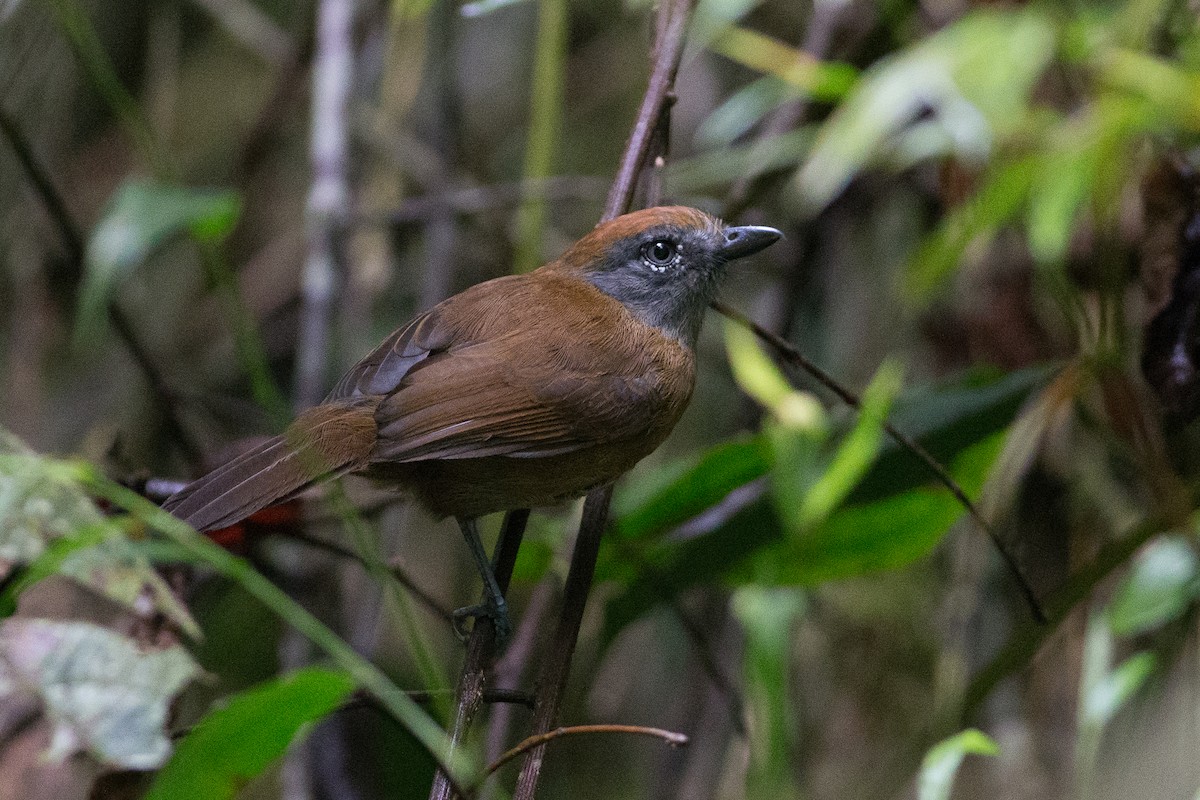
[325,308,455,401]
[370,341,672,462]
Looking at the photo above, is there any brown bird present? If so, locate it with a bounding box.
[164,206,781,639]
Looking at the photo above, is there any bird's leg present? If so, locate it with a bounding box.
[452,517,512,645]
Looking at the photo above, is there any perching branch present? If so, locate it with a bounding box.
[512,485,615,799]
[602,0,692,221]
[428,509,531,800]
[508,5,695,797]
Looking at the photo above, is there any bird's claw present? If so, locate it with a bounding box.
[451,595,512,646]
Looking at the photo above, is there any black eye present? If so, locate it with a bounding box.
[642,239,677,268]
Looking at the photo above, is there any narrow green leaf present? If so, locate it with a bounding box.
[76,181,241,346]
[750,431,1005,586]
[918,729,1000,800]
[797,360,903,528]
[1107,536,1200,636]
[146,668,356,800]
[725,320,826,429]
[1083,651,1156,727]
[512,0,566,272]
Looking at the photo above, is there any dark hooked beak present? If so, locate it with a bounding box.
[717,225,783,261]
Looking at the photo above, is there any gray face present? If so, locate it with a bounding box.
[583,223,781,345]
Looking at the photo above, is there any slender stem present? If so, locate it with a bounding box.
[489,725,688,776]
[709,299,1047,624]
[602,0,692,220]
[513,0,567,272]
[428,509,530,800]
[45,0,172,176]
[512,485,614,799]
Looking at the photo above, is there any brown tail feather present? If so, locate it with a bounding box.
[162,401,380,532]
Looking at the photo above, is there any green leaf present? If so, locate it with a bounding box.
[1083,651,1156,727]
[668,128,816,194]
[725,319,826,429]
[0,430,198,635]
[917,729,1000,800]
[795,360,903,529]
[1107,536,1200,636]
[796,8,1057,213]
[696,76,798,147]
[732,586,804,797]
[749,429,1006,586]
[76,180,241,346]
[146,668,356,800]
[602,367,1040,635]
[0,618,199,769]
[611,436,771,545]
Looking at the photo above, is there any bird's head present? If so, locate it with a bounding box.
[550,206,782,346]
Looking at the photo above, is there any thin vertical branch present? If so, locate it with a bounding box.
[602,0,692,220]
[511,485,614,799]
[511,3,695,797]
[429,509,530,800]
[296,0,355,409]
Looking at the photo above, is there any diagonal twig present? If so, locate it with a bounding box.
[428,509,530,800]
[489,724,688,777]
[709,299,1047,624]
[0,105,202,466]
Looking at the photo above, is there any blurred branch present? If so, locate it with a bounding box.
[489,724,689,776]
[964,515,1169,716]
[670,601,747,737]
[371,176,611,226]
[429,509,530,800]
[0,106,202,465]
[189,0,296,66]
[45,0,172,176]
[513,0,567,272]
[295,0,355,409]
[236,32,316,180]
[264,528,454,622]
[709,299,1047,624]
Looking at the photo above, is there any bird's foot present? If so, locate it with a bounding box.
[451,595,512,646]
